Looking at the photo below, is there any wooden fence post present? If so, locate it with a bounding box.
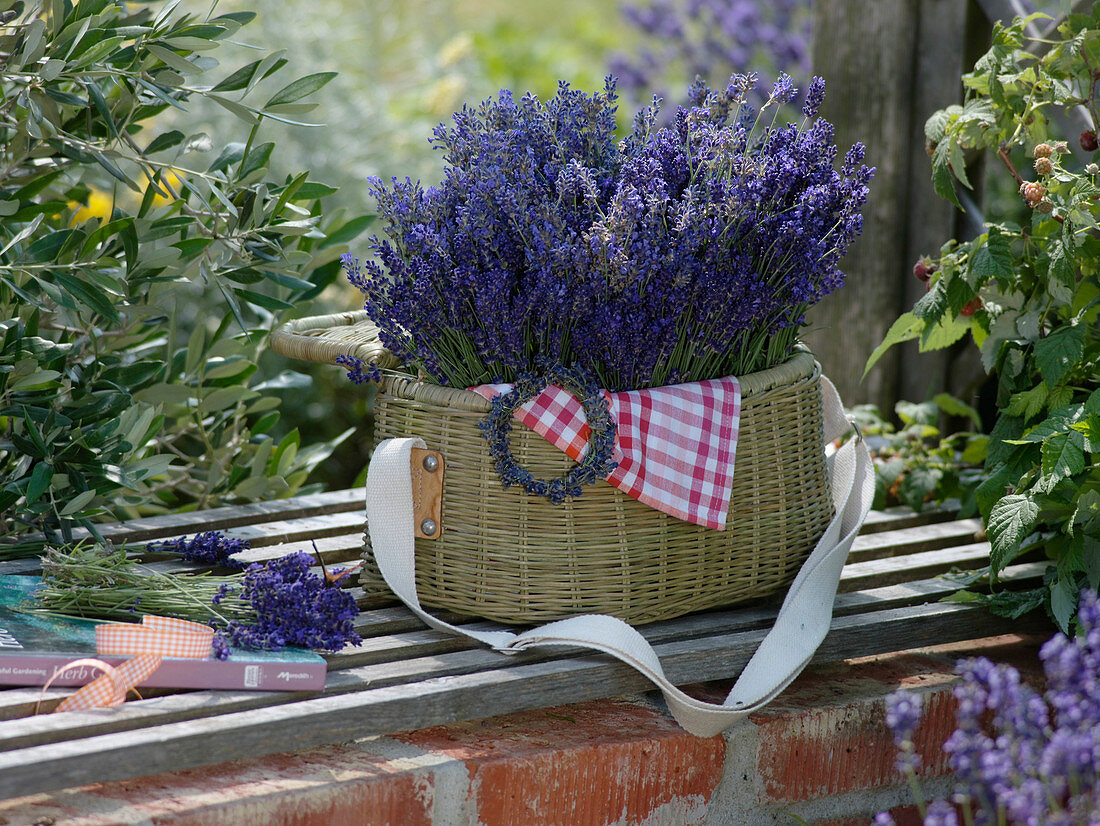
[806,0,978,412]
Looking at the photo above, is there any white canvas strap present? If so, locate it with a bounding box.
[364,377,874,737]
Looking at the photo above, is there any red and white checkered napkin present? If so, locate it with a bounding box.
[471,376,742,529]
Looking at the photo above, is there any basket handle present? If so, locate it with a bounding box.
[364,376,874,737]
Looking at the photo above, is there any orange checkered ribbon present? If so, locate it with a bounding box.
[42,616,214,713]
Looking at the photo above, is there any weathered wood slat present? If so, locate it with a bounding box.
[0,600,1051,800]
[0,489,366,552]
[859,505,958,534]
[848,519,984,562]
[840,543,991,592]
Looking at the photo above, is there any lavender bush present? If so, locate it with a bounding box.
[346,74,871,391]
[608,0,812,113]
[878,590,1100,825]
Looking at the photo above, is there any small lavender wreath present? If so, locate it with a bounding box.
[478,363,618,504]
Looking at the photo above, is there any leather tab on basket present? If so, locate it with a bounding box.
[410,448,445,539]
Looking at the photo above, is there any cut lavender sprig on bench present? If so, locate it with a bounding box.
[146,531,250,570]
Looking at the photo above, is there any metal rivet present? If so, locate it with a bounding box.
[422,454,439,473]
[420,518,437,536]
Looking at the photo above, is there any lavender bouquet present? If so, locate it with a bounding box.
[39,542,361,656]
[345,73,872,392]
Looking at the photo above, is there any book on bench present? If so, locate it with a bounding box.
[0,576,328,692]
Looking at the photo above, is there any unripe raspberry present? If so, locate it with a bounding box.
[1022,182,1045,205]
[1088,162,1100,175]
[1034,156,1053,175]
[1082,130,1099,152]
[912,256,935,282]
[1035,199,1055,214]
[1034,142,1053,159]
[960,296,982,317]
[1053,141,1070,155]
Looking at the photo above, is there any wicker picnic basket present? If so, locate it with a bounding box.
[271,311,833,625]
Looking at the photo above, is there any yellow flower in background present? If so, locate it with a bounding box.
[69,188,114,225]
[425,75,466,118]
[438,32,473,68]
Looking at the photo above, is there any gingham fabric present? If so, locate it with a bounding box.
[472,376,741,530]
[46,616,214,713]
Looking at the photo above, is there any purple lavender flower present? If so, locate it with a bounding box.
[922,800,960,826]
[214,552,361,651]
[146,531,249,570]
[335,354,382,385]
[885,690,924,773]
[348,75,872,392]
[878,589,1100,826]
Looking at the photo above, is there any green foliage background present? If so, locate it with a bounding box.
[0,0,377,551]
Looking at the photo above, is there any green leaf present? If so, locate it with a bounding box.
[208,94,257,124]
[26,462,52,505]
[264,72,336,107]
[1051,576,1077,633]
[1035,324,1085,386]
[253,370,311,391]
[987,587,1046,620]
[199,386,258,413]
[235,289,294,311]
[145,130,185,154]
[318,214,375,249]
[900,466,943,511]
[1040,430,1086,486]
[239,141,274,180]
[53,272,120,322]
[262,270,315,292]
[968,232,1014,286]
[145,43,200,75]
[934,393,982,428]
[212,58,261,92]
[920,313,970,351]
[292,182,339,200]
[932,140,963,209]
[988,493,1039,574]
[1047,241,1077,305]
[59,489,96,517]
[912,280,949,321]
[9,370,61,392]
[925,109,951,143]
[208,142,246,173]
[1006,385,1049,421]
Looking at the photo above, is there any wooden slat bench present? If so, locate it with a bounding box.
[0,492,1052,802]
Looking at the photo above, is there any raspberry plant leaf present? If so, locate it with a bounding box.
[988,494,1040,576]
[1034,323,1086,387]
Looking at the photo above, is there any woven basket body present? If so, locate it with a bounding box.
[359,350,832,625]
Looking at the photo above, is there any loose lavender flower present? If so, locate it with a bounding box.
[146,531,249,570]
[349,75,872,392]
[877,589,1100,826]
[335,354,381,385]
[215,552,361,651]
